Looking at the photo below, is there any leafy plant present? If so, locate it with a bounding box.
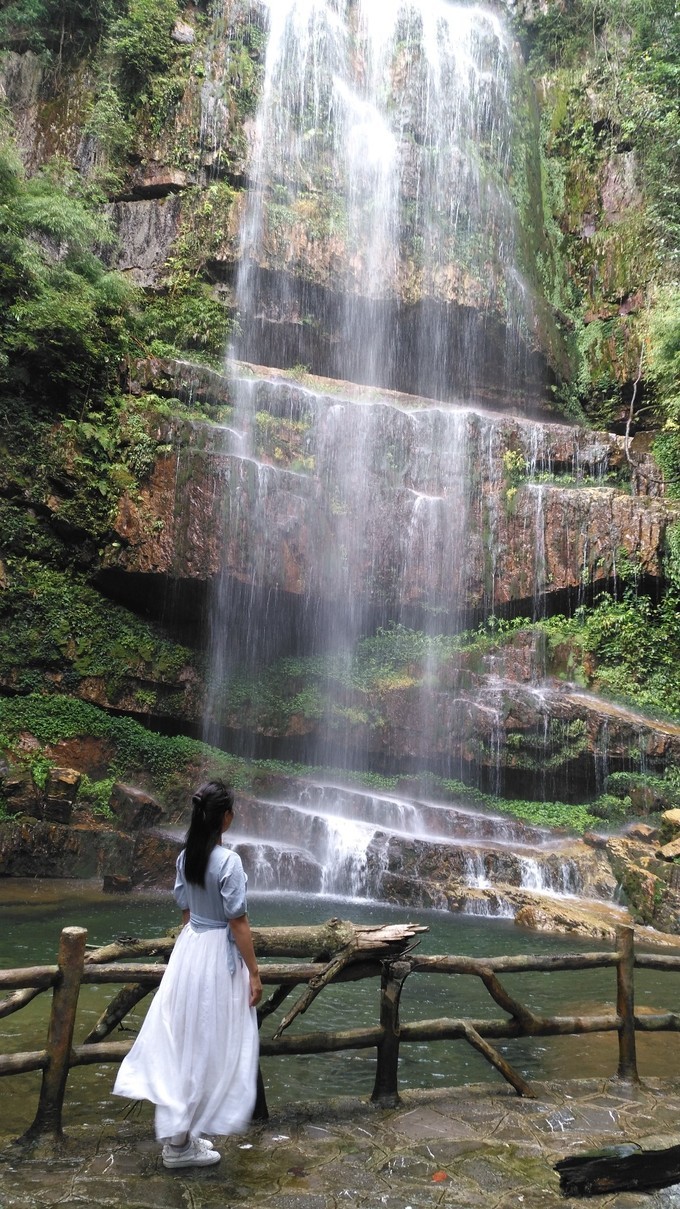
[108,0,180,99]
[76,773,116,817]
[0,129,138,413]
[0,0,116,58]
[0,562,199,706]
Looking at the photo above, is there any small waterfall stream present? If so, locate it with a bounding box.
[221,781,607,915]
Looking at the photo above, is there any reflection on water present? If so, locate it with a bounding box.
[1,880,680,1139]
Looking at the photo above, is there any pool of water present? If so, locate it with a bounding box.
[1,880,679,1138]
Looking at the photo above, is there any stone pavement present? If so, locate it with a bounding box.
[2,1080,680,1209]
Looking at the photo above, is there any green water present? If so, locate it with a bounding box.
[1,880,679,1139]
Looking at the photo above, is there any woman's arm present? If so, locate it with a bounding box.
[181,909,190,926]
[228,914,262,1006]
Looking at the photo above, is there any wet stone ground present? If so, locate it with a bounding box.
[2,1080,680,1208]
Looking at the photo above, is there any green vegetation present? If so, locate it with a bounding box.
[0,381,179,546]
[647,286,680,493]
[0,561,199,706]
[538,590,680,721]
[254,410,314,470]
[222,588,680,748]
[0,693,211,792]
[0,0,115,58]
[0,693,600,833]
[76,773,116,818]
[108,0,181,100]
[140,182,238,364]
[0,136,136,413]
[519,0,680,425]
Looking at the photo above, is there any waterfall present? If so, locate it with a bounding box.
[207,2,542,717]
[190,1,606,917]
[531,483,547,620]
[216,782,604,912]
[233,0,538,401]
[519,856,581,897]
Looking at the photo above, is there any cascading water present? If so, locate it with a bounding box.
[224,781,597,907]
[195,1,615,918]
[233,0,540,400]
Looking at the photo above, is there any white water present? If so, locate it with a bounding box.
[192,2,624,919]
[215,781,598,910]
[233,0,536,397]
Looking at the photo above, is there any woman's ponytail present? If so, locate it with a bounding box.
[184,780,234,886]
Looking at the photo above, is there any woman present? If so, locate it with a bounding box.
[113,780,262,1169]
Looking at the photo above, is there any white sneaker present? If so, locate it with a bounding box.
[162,1137,221,1168]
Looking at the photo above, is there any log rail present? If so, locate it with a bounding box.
[0,921,677,1141]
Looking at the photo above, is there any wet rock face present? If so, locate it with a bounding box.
[0,817,134,879]
[370,832,616,905]
[1,766,83,824]
[0,814,181,884]
[88,358,680,794]
[235,273,552,407]
[1,772,42,820]
[605,833,680,932]
[103,364,677,623]
[109,784,164,831]
[43,768,82,824]
[131,830,181,887]
[370,680,680,791]
[105,197,182,287]
[235,842,323,895]
[0,52,44,167]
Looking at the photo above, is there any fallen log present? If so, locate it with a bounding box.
[271,922,428,1038]
[83,984,151,1044]
[0,986,46,1019]
[84,937,174,963]
[555,1143,680,1196]
[80,920,426,963]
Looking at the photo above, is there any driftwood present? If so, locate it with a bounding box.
[411,953,619,974]
[459,1022,535,1098]
[0,966,58,991]
[81,937,171,1043]
[271,923,427,1039]
[23,927,87,1141]
[0,986,46,1019]
[250,918,359,957]
[83,984,151,1044]
[555,1143,680,1196]
[77,920,423,969]
[0,1049,48,1076]
[75,922,425,1043]
[257,983,294,1025]
[372,959,410,1106]
[84,937,174,963]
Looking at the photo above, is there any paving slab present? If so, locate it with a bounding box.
[2,1080,680,1208]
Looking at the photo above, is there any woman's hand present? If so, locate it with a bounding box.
[228,914,262,1006]
[249,970,262,1007]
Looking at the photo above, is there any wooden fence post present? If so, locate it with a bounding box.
[23,926,87,1141]
[371,960,410,1108]
[616,924,639,1083]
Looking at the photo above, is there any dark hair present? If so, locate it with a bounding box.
[184,780,234,886]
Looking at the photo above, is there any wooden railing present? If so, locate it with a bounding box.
[2,920,680,1142]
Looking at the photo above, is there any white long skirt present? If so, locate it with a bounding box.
[112,924,259,1139]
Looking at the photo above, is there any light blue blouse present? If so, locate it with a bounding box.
[173,844,248,974]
